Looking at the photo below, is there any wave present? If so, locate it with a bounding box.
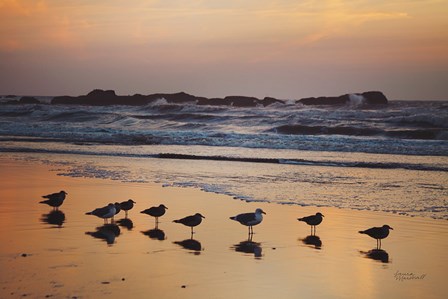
[1,147,446,172]
[271,124,446,140]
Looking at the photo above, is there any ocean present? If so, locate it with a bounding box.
[0,96,447,219]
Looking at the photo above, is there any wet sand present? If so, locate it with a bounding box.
[0,156,447,298]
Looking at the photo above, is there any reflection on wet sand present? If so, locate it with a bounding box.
[174,238,203,254]
[142,228,166,241]
[232,238,262,258]
[301,235,322,249]
[360,248,390,263]
[40,209,65,227]
[86,224,121,245]
[116,218,134,230]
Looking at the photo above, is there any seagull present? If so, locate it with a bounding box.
[173,213,205,235]
[119,199,136,217]
[298,212,324,235]
[230,208,266,235]
[39,190,68,210]
[359,225,393,249]
[112,202,121,221]
[141,204,168,225]
[86,203,116,223]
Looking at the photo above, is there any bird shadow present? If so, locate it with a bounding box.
[232,238,263,259]
[142,228,166,241]
[85,224,121,245]
[300,235,322,250]
[40,209,65,227]
[173,238,203,255]
[360,248,390,263]
[116,218,134,230]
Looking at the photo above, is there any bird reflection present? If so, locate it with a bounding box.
[142,228,166,241]
[301,235,322,249]
[41,210,65,227]
[173,238,203,254]
[360,248,390,263]
[116,218,134,230]
[85,224,120,245]
[232,239,262,258]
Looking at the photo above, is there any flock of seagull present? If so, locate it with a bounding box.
[39,190,394,249]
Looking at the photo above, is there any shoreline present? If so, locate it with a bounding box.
[0,154,447,298]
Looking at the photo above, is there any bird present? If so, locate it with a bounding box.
[86,203,117,223]
[173,213,205,235]
[141,204,168,225]
[298,212,324,235]
[113,202,121,221]
[359,225,393,249]
[39,190,68,210]
[230,208,266,235]
[119,199,136,217]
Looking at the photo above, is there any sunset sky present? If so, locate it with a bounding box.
[1,0,447,100]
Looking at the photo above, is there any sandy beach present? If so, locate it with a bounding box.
[0,154,446,299]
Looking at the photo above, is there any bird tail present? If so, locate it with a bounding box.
[229,216,236,221]
[42,195,49,199]
[297,218,304,222]
[359,230,366,234]
[173,220,180,223]
[39,200,48,204]
[85,212,93,215]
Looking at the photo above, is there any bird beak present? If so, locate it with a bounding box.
[201,215,205,218]
[262,211,266,215]
[390,227,394,230]
[322,214,325,217]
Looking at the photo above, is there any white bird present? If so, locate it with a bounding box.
[86,203,117,223]
[230,208,266,235]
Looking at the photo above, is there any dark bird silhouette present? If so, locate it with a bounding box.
[359,225,393,249]
[85,203,116,224]
[360,249,389,263]
[119,199,136,217]
[116,218,133,230]
[41,210,65,227]
[174,239,202,253]
[141,204,168,226]
[232,240,262,258]
[86,224,120,245]
[173,213,205,235]
[298,212,324,235]
[39,190,68,210]
[230,208,266,235]
[142,228,166,241]
[301,235,322,249]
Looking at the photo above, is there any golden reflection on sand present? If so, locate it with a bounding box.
[0,155,447,298]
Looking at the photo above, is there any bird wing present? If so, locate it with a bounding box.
[235,213,256,224]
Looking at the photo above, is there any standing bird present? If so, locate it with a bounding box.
[141,204,168,226]
[86,203,116,224]
[359,225,393,249]
[298,212,324,235]
[39,190,68,210]
[230,208,266,235]
[173,213,205,235]
[119,199,136,217]
[112,202,121,221]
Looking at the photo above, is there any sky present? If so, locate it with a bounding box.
[0,0,447,100]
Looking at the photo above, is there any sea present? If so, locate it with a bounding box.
[0,95,447,219]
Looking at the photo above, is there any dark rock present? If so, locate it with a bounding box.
[298,94,350,105]
[5,95,16,98]
[4,100,19,104]
[197,98,232,106]
[298,91,388,106]
[361,91,388,104]
[224,95,259,107]
[260,97,285,106]
[19,96,40,104]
